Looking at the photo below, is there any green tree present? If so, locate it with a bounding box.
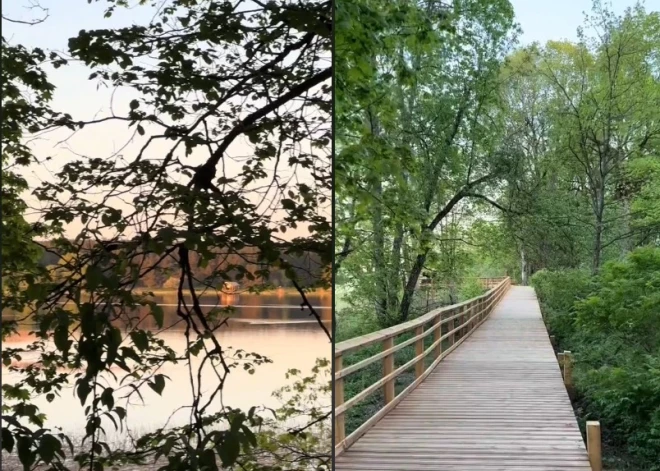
[538,4,660,272]
[336,0,518,325]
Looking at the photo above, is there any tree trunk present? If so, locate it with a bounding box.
[592,190,605,275]
[621,197,633,255]
[593,222,603,275]
[371,178,388,323]
[388,223,405,315]
[520,246,528,286]
[399,250,428,323]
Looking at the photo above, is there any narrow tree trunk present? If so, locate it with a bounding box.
[593,222,603,274]
[388,223,404,314]
[399,250,428,323]
[334,236,351,276]
[372,178,388,323]
[592,192,605,275]
[621,197,633,255]
[520,246,528,286]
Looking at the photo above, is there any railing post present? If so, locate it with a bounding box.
[473,300,479,328]
[433,316,442,359]
[563,351,574,398]
[466,303,473,333]
[383,337,395,404]
[450,312,456,347]
[476,298,481,325]
[465,303,470,334]
[456,306,463,339]
[587,421,602,471]
[334,355,345,446]
[415,325,425,378]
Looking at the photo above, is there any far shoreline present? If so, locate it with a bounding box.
[131,287,331,297]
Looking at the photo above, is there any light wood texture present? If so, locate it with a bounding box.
[433,316,442,359]
[334,278,510,454]
[335,278,509,356]
[563,351,573,387]
[335,286,592,470]
[335,355,345,444]
[587,421,602,471]
[383,337,395,404]
[414,326,424,378]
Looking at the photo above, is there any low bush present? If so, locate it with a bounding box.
[531,268,593,345]
[531,247,660,470]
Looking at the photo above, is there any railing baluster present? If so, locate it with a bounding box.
[587,421,602,471]
[415,325,425,378]
[335,354,345,445]
[563,350,574,399]
[463,303,469,336]
[433,315,442,359]
[383,337,395,404]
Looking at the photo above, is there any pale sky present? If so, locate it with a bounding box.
[510,0,659,45]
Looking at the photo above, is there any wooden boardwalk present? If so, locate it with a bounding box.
[336,286,593,470]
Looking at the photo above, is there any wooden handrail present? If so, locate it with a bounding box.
[334,276,511,456]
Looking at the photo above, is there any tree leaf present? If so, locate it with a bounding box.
[148,374,166,395]
[1,428,14,453]
[217,432,240,467]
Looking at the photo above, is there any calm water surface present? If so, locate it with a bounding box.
[2,291,331,441]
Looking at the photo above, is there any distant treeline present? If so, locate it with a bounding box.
[36,240,327,290]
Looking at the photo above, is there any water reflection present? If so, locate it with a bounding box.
[2,291,331,442]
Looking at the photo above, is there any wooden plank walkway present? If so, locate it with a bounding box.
[335,286,592,471]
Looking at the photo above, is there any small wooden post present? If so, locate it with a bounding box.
[563,351,573,386]
[383,337,395,404]
[467,303,473,333]
[433,316,442,359]
[461,304,472,338]
[549,335,555,347]
[563,351,574,399]
[450,315,456,347]
[587,421,602,471]
[557,352,565,370]
[334,355,345,445]
[415,325,425,378]
[477,298,482,323]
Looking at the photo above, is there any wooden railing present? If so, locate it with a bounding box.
[479,276,508,289]
[334,276,511,456]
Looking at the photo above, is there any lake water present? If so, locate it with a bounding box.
[2,291,332,443]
